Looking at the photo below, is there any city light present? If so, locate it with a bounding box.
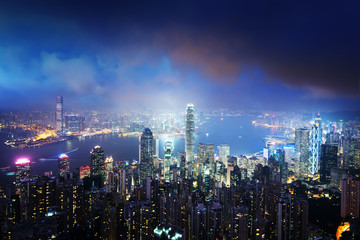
[15,158,30,165]
[0,1,359,238]
[58,153,69,159]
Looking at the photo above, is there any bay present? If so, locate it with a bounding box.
[0,116,277,185]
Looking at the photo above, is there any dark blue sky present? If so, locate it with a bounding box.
[0,1,359,112]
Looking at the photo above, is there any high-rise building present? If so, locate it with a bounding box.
[56,96,63,133]
[295,128,309,177]
[277,194,308,240]
[341,178,360,218]
[139,128,154,184]
[309,114,322,175]
[319,144,338,183]
[191,202,207,239]
[342,136,360,169]
[104,156,114,189]
[197,143,215,179]
[164,140,173,181]
[226,157,236,186]
[230,205,249,240]
[15,158,31,190]
[90,146,105,180]
[58,153,70,177]
[218,144,230,165]
[185,104,195,163]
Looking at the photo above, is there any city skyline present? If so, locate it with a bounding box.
[0,1,359,112]
[0,2,360,238]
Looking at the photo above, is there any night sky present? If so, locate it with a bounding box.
[0,1,359,112]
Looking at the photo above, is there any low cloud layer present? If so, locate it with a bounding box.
[0,1,359,111]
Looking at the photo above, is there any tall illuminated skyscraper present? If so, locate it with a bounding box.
[164,140,173,181]
[58,153,70,177]
[185,103,195,163]
[139,128,154,183]
[295,128,309,176]
[56,96,63,133]
[15,158,31,189]
[90,146,105,178]
[309,114,322,175]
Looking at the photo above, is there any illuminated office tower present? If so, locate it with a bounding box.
[104,156,114,188]
[178,152,186,179]
[15,158,31,190]
[28,176,57,223]
[185,104,195,163]
[164,140,173,181]
[342,136,360,169]
[295,128,309,177]
[56,96,63,133]
[218,144,230,165]
[58,153,70,177]
[139,128,154,184]
[309,114,322,175]
[90,146,105,179]
[215,161,225,183]
[197,143,215,179]
[227,157,235,186]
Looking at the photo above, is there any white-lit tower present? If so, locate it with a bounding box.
[185,104,195,163]
[164,140,173,181]
[309,114,322,175]
[56,96,63,133]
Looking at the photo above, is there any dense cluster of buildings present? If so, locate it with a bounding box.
[0,103,359,239]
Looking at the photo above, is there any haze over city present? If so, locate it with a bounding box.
[0,1,359,112]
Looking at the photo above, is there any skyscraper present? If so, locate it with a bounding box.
[58,153,70,177]
[185,103,195,163]
[342,136,360,169]
[139,128,154,183]
[309,114,322,175]
[341,177,360,218]
[277,194,308,240]
[164,140,173,181]
[90,146,105,179]
[319,144,338,183]
[15,158,31,190]
[295,128,309,177]
[218,144,230,165]
[56,96,63,133]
